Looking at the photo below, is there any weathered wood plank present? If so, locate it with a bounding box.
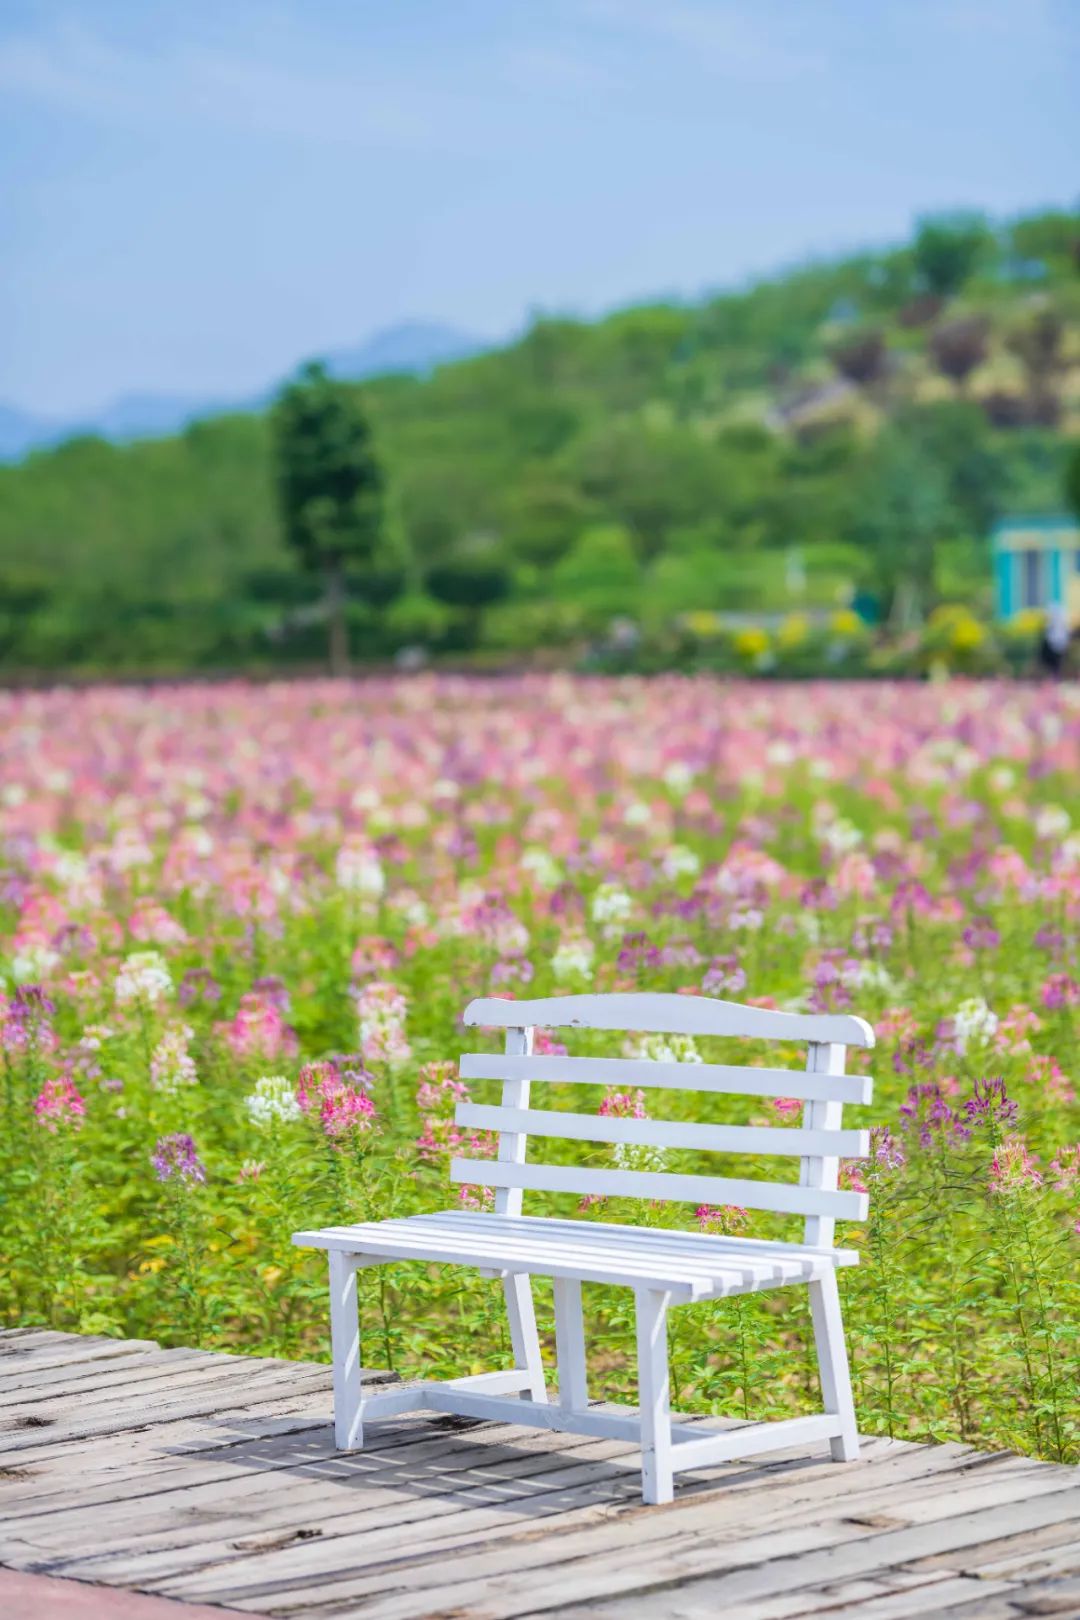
[151,1443,1045,1609]
[0,1333,1073,1620]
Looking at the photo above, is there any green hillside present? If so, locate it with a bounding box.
[2,207,1078,674]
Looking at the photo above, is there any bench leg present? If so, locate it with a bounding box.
[553,1277,588,1411]
[329,1250,364,1450]
[809,1272,859,1462]
[635,1287,673,1505]
[503,1273,548,1403]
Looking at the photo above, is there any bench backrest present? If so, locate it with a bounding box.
[455,993,875,1248]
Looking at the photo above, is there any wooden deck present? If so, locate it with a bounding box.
[1,1330,1078,1620]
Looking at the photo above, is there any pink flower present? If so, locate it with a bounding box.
[458,1184,495,1212]
[355,980,411,1069]
[695,1204,749,1235]
[33,1073,85,1131]
[297,1060,377,1142]
[350,936,400,978]
[217,992,298,1063]
[989,1134,1043,1195]
[1049,1144,1079,1191]
[839,1163,867,1195]
[534,1030,568,1056]
[599,1088,647,1120]
[772,1096,803,1121]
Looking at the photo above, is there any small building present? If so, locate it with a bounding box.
[991,514,1080,622]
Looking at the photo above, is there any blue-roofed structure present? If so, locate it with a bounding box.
[991,514,1080,622]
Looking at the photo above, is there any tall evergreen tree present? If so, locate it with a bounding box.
[272,363,384,674]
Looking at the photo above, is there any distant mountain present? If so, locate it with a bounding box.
[0,321,489,462]
[0,403,65,462]
[324,321,486,381]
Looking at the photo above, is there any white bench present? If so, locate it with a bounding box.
[294,991,874,1504]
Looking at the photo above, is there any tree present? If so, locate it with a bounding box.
[848,429,951,623]
[828,327,887,386]
[913,212,992,299]
[1066,441,1080,527]
[271,363,385,674]
[930,316,990,389]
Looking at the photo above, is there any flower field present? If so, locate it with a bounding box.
[1,675,1078,1463]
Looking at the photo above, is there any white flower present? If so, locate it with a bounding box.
[335,842,385,897]
[623,800,651,827]
[840,959,898,996]
[662,844,701,880]
[820,817,863,857]
[953,996,998,1054]
[663,762,693,795]
[590,884,633,925]
[552,935,595,979]
[626,1033,703,1065]
[989,766,1015,793]
[521,847,563,888]
[1035,804,1070,840]
[245,1075,301,1125]
[11,942,60,982]
[150,1024,198,1094]
[114,950,173,1006]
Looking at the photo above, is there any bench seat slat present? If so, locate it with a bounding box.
[450,1157,868,1221]
[292,1212,850,1301]
[458,1053,873,1106]
[455,1103,869,1159]
[429,1210,858,1264]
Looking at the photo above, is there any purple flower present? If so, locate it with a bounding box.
[870,1126,906,1171]
[899,1083,970,1148]
[178,968,222,1008]
[151,1133,207,1184]
[702,953,746,995]
[1,984,56,1052]
[963,917,1001,952]
[962,1076,1018,1132]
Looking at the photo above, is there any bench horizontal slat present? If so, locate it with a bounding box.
[450,1158,869,1221]
[458,1052,873,1105]
[455,1103,869,1159]
[464,993,874,1048]
[427,1210,858,1265]
[292,1212,849,1300]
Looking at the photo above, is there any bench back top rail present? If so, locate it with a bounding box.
[457,992,875,1243]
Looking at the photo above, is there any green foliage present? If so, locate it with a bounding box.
[1066,439,1080,524]
[272,363,390,671]
[1,206,1078,673]
[913,211,993,297]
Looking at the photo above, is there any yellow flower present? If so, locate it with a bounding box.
[734,626,770,658]
[829,609,862,638]
[951,617,985,651]
[777,613,809,649]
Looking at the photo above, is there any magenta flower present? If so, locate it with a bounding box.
[33,1073,86,1131]
[217,991,298,1062]
[599,1088,647,1120]
[151,1134,206,1184]
[297,1059,377,1141]
[771,1096,803,1122]
[695,1204,749,1235]
[1041,974,1080,1011]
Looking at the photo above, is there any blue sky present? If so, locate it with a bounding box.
[2,0,1077,416]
